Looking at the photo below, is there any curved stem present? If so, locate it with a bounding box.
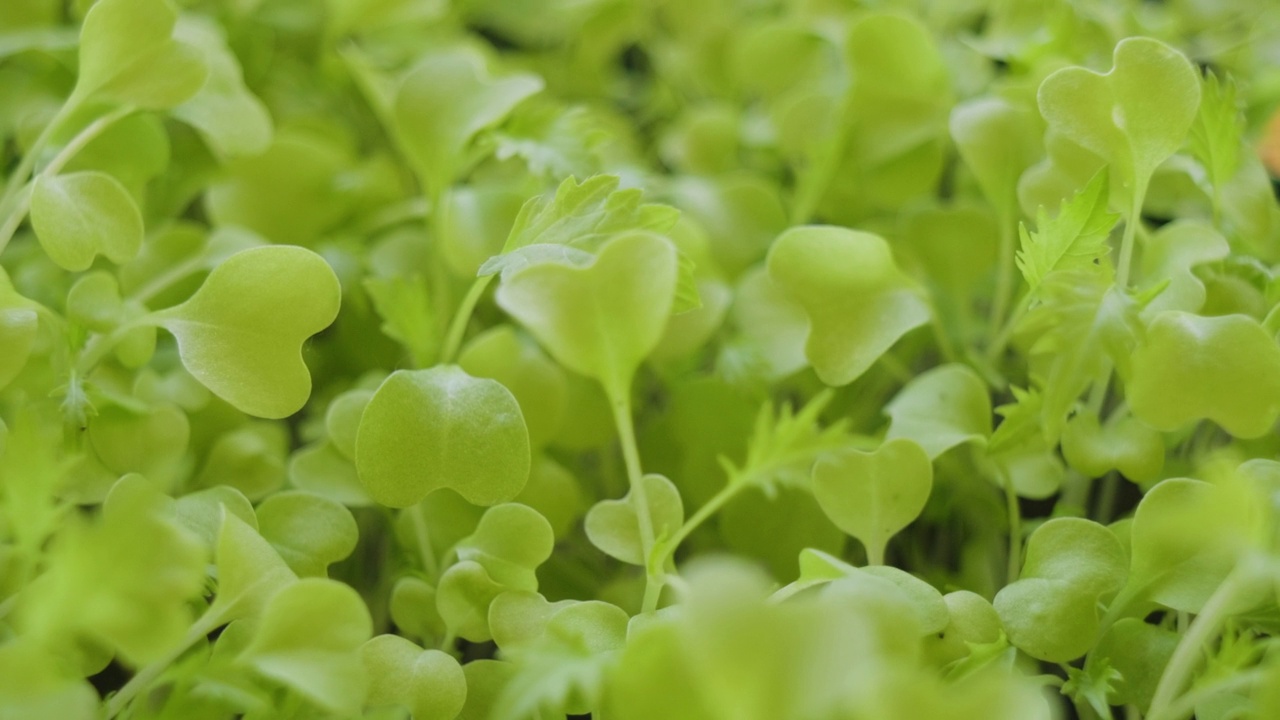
[988,208,1018,343]
[1146,667,1267,720]
[1002,471,1022,583]
[105,610,220,719]
[76,316,159,374]
[439,275,492,365]
[0,105,135,258]
[608,386,660,612]
[1147,567,1252,718]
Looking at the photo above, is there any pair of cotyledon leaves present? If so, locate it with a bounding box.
[29,0,269,272]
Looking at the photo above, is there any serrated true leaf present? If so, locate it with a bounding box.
[766,226,929,386]
[1015,169,1119,292]
[1188,72,1242,201]
[495,231,678,397]
[30,170,143,271]
[155,245,341,419]
[73,0,207,109]
[355,366,530,508]
[812,438,933,565]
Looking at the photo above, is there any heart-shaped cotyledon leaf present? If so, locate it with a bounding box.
[1060,410,1163,482]
[355,366,531,509]
[495,231,679,399]
[1128,311,1280,438]
[29,171,143,272]
[153,245,341,420]
[994,517,1127,662]
[1037,37,1200,192]
[812,437,933,565]
[766,226,930,387]
[72,0,207,109]
[884,363,991,460]
[362,635,466,720]
[584,474,683,566]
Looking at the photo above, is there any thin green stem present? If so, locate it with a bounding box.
[1002,471,1022,583]
[988,208,1018,343]
[1146,667,1267,720]
[656,480,740,568]
[985,292,1030,363]
[409,503,439,581]
[1115,178,1147,291]
[1147,567,1252,718]
[105,609,220,719]
[608,386,660,612]
[0,104,135,258]
[0,100,75,221]
[439,275,493,365]
[76,316,158,374]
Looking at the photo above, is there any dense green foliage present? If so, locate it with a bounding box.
[2,1,1280,719]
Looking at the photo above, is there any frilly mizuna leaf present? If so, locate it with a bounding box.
[394,47,543,193]
[355,366,531,508]
[73,0,207,109]
[30,171,143,271]
[1128,311,1280,438]
[884,363,991,460]
[155,245,341,419]
[766,226,930,386]
[812,437,933,565]
[495,231,679,396]
[1037,37,1200,189]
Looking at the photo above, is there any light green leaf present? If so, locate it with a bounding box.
[73,0,207,109]
[766,226,930,386]
[1037,37,1200,190]
[585,474,683,566]
[1090,618,1178,712]
[1138,220,1230,317]
[207,511,297,625]
[361,635,466,720]
[87,402,189,481]
[1188,72,1242,202]
[394,47,542,193]
[0,268,38,390]
[459,325,567,448]
[515,455,587,541]
[0,640,98,720]
[491,600,629,720]
[288,442,372,507]
[950,96,1042,218]
[363,273,438,368]
[256,491,359,577]
[1015,169,1119,293]
[390,576,445,644]
[437,560,506,643]
[156,245,341,419]
[355,366,530,508]
[1125,477,1266,613]
[994,518,1127,662]
[812,438,933,565]
[30,170,143,271]
[195,423,288,500]
[1060,410,1163,482]
[454,503,554,591]
[495,231,679,397]
[237,578,372,716]
[171,16,273,158]
[884,364,991,460]
[1128,311,1280,438]
[172,485,256,551]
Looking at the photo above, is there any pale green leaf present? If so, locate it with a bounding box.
[30,170,143,271]
[355,366,530,508]
[156,245,341,419]
[884,363,991,459]
[73,0,207,109]
[584,474,683,566]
